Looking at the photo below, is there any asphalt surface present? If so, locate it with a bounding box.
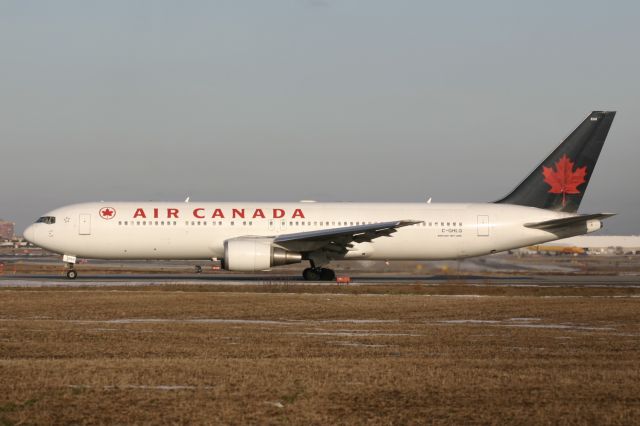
[1,273,639,287]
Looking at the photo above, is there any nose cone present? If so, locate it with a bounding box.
[23,225,36,245]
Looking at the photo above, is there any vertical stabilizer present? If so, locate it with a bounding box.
[495,111,615,213]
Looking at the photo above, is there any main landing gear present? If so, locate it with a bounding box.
[302,267,336,281]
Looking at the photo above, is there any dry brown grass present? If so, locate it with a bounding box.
[1,287,640,424]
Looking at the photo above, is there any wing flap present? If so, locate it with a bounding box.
[273,220,422,253]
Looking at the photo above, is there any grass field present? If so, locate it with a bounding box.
[1,284,640,424]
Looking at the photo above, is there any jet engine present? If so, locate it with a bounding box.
[222,237,302,272]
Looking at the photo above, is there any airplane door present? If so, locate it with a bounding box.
[477,215,489,237]
[79,214,91,235]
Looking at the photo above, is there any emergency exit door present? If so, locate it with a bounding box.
[79,214,91,235]
[477,215,489,237]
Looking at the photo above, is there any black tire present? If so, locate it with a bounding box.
[66,270,78,280]
[319,268,336,281]
[302,268,321,281]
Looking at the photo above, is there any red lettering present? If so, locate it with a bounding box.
[193,208,204,219]
[292,208,305,219]
[167,208,179,218]
[133,208,146,219]
[252,208,265,219]
[212,208,225,218]
[273,208,285,219]
[232,208,245,219]
[153,208,159,219]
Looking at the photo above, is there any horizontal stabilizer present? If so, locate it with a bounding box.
[524,213,615,230]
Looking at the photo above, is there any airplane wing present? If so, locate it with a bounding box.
[524,213,616,231]
[273,220,423,254]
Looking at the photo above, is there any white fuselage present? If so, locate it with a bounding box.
[24,202,598,262]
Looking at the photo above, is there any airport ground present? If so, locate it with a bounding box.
[1,255,640,424]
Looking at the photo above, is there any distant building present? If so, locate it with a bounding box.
[526,235,640,256]
[0,220,15,240]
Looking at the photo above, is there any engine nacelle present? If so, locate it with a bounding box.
[223,237,302,272]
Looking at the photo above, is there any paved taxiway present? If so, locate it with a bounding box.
[1,273,639,287]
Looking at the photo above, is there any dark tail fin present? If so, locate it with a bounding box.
[495,111,615,213]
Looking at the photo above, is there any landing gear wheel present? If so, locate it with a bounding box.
[66,269,78,280]
[302,268,320,281]
[303,267,336,281]
[319,268,336,281]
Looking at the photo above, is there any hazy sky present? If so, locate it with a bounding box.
[1,0,639,234]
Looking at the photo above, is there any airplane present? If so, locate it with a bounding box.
[24,111,616,280]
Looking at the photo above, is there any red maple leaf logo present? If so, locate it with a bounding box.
[542,154,587,207]
[99,207,116,220]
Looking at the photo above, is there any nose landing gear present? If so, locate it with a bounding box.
[63,254,78,280]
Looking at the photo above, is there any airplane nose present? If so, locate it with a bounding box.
[23,225,36,244]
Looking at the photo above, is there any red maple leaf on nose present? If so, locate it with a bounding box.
[101,209,114,217]
[542,154,587,207]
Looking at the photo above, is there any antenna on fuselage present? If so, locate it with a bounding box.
[427,197,432,204]
[185,196,190,203]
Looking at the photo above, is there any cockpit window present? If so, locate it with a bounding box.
[36,216,56,224]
